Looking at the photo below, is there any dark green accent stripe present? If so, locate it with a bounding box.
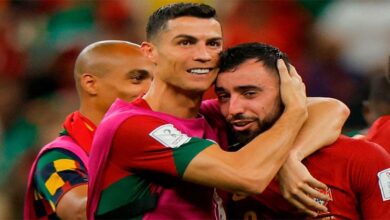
[59,129,68,136]
[173,137,214,176]
[97,175,157,217]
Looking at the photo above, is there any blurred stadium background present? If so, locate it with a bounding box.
[0,0,389,218]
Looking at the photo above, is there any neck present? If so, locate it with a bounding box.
[143,81,203,119]
[79,101,104,126]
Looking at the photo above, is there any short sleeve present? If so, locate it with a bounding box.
[111,115,215,177]
[34,148,88,206]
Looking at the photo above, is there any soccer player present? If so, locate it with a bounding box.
[87,3,347,219]
[24,40,153,219]
[363,74,390,153]
[214,42,390,219]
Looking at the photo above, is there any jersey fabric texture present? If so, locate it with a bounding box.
[24,112,95,219]
[88,98,226,220]
[228,135,390,219]
[366,115,390,154]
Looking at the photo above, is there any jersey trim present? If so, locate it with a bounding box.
[97,175,158,218]
[173,137,214,176]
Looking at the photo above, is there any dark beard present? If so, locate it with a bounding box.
[230,106,283,146]
[233,117,275,146]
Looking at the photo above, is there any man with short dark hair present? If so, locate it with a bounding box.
[215,42,390,219]
[87,3,347,219]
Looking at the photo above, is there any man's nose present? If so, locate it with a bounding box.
[193,45,212,62]
[228,96,245,117]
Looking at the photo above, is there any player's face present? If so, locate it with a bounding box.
[98,52,154,111]
[150,16,222,93]
[216,59,283,144]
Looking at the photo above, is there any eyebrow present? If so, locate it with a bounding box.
[235,85,262,92]
[215,85,261,93]
[173,34,197,41]
[214,86,226,93]
[127,69,150,77]
[173,34,222,42]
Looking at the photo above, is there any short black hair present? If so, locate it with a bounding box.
[219,42,290,75]
[146,2,217,41]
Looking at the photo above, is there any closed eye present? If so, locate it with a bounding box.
[128,70,151,84]
[216,92,230,103]
[242,90,258,98]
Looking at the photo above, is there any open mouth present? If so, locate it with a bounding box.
[230,120,255,131]
[187,68,213,75]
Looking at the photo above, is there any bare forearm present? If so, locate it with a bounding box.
[291,97,349,160]
[184,109,307,195]
[56,184,88,220]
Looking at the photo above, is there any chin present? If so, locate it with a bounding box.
[188,84,212,93]
[236,128,262,145]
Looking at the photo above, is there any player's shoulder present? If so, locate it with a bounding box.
[114,114,174,142]
[329,135,389,162]
[37,148,83,169]
[328,135,387,154]
[373,115,390,129]
[102,101,170,131]
[121,114,171,128]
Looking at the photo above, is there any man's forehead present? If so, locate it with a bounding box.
[164,16,221,34]
[217,60,278,86]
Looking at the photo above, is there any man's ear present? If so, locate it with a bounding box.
[80,73,98,96]
[141,41,157,64]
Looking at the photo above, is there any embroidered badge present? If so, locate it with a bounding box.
[149,124,190,148]
[378,168,390,201]
[313,187,334,218]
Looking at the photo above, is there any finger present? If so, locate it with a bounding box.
[288,198,318,217]
[288,64,302,82]
[292,188,328,213]
[307,176,328,191]
[302,82,307,95]
[277,59,291,83]
[304,176,330,201]
[301,184,330,202]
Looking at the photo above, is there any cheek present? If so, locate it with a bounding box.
[212,50,221,61]
[121,84,149,99]
[141,80,152,91]
[258,99,278,117]
[248,101,267,117]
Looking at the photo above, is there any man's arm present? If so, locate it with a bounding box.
[277,97,349,216]
[289,97,349,159]
[57,184,87,220]
[183,60,308,195]
[34,149,88,220]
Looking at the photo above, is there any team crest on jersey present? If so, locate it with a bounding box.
[313,187,333,218]
[378,168,390,201]
[149,124,191,148]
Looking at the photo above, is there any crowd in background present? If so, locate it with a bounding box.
[0,0,389,218]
